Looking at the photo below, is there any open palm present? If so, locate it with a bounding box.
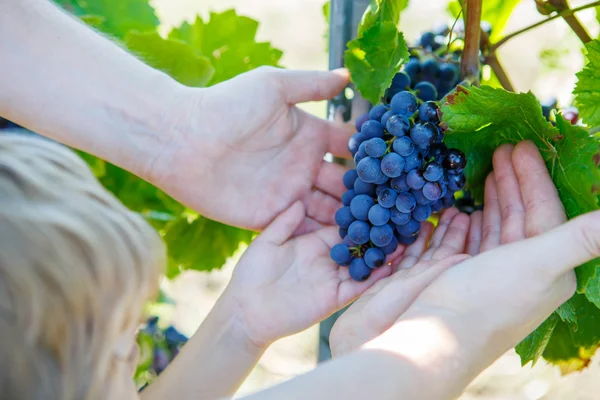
[152,67,352,233]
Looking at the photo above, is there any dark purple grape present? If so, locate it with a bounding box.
[354,179,376,196]
[414,81,438,102]
[349,258,371,281]
[369,104,389,122]
[390,91,418,116]
[403,151,424,172]
[378,188,397,209]
[395,192,416,213]
[390,208,411,225]
[339,228,348,239]
[390,175,410,192]
[443,193,456,208]
[420,32,436,48]
[335,206,355,229]
[423,162,443,182]
[403,59,421,82]
[380,236,399,255]
[390,71,411,90]
[355,113,369,131]
[412,188,433,205]
[348,220,371,244]
[443,149,467,170]
[440,63,459,83]
[376,183,390,197]
[343,169,359,190]
[422,182,443,201]
[342,189,356,206]
[428,142,448,161]
[380,153,405,178]
[448,173,466,191]
[330,244,352,266]
[407,169,426,190]
[153,348,170,375]
[374,174,390,185]
[364,138,387,158]
[364,247,386,269]
[361,120,385,139]
[397,234,418,245]
[386,114,411,137]
[412,204,432,222]
[357,157,385,183]
[381,110,394,129]
[370,224,395,247]
[368,204,391,226]
[396,218,421,237]
[418,101,439,123]
[392,136,414,157]
[410,122,438,148]
[350,194,376,221]
[344,235,358,247]
[354,141,368,164]
[348,132,365,155]
[421,59,440,78]
[431,199,444,213]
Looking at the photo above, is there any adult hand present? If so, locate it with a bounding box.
[151,67,353,233]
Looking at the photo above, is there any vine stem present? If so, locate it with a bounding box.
[490,0,600,52]
[460,0,483,85]
[485,54,515,92]
[549,0,593,43]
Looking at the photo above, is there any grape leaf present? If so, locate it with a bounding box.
[53,0,158,39]
[447,0,521,42]
[574,40,600,128]
[345,21,409,105]
[515,313,559,366]
[168,10,282,85]
[163,214,255,278]
[358,0,409,36]
[125,32,214,87]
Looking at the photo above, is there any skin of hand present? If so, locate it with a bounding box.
[149,67,354,234]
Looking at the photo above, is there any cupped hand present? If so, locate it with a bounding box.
[151,67,353,233]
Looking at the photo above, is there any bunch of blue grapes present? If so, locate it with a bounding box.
[331,90,467,282]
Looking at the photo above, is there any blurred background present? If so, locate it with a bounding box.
[149,0,600,398]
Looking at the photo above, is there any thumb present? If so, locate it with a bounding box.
[256,201,305,246]
[273,68,350,104]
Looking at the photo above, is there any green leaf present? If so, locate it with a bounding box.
[125,32,214,87]
[53,0,159,39]
[574,40,600,128]
[168,10,282,85]
[359,0,409,36]
[345,21,409,104]
[516,313,559,366]
[447,0,520,42]
[163,214,255,278]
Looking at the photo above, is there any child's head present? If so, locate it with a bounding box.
[0,133,165,399]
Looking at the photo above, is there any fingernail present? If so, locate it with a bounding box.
[332,68,350,79]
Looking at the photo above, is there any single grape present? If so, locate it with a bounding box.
[390,91,418,116]
[439,179,448,198]
[414,81,438,102]
[410,122,438,149]
[380,236,399,255]
[407,169,426,190]
[392,136,415,157]
[412,188,433,205]
[376,183,390,197]
[419,32,436,49]
[422,182,443,201]
[423,162,443,182]
[342,189,356,206]
[350,194,376,221]
[418,101,439,123]
[395,191,417,213]
[390,208,411,225]
[343,169,359,190]
[386,114,411,137]
[364,138,387,158]
[348,220,371,244]
[448,173,466,192]
[357,157,385,183]
[421,59,441,78]
[354,141,368,164]
[390,72,411,90]
[390,175,410,192]
[330,244,352,266]
[344,235,358,247]
[381,110,394,129]
[369,104,389,122]
[397,234,418,245]
[431,199,444,213]
[368,204,391,226]
[153,348,170,375]
[339,227,348,239]
[354,178,376,196]
[374,174,390,185]
[563,107,579,125]
[335,206,355,229]
[428,142,448,161]
[349,257,371,281]
[439,63,459,83]
[360,120,385,139]
[403,151,424,172]
[443,149,467,170]
[403,59,421,82]
[355,113,370,131]
[412,204,432,222]
[380,152,405,178]
[348,132,365,155]
[443,193,456,208]
[378,188,397,209]
[364,247,386,269]
[396,218,421,237]
[370,224,394,247]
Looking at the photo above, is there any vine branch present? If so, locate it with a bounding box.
[490,0,600,52]
[549,0,593,44]
[460,0,483,85]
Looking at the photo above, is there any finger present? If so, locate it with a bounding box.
[257,201,306,245]
[303,189,342,226]
[512,141,566,237]
[293,217,325,237]
[395,222,435,271]
[314,226,344,248]
[337,263,393,306]
[426,207,460,249]
[493,144,526,244]
[480,172,501,252]
[316,161,349,200]
[275,68,350,104]
[466,210,483,255]
[422,213,471,261]
[300,113,354,159]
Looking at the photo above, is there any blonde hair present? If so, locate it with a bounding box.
[0,133,165,399]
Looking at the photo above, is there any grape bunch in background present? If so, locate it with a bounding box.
[331,89,467,282]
